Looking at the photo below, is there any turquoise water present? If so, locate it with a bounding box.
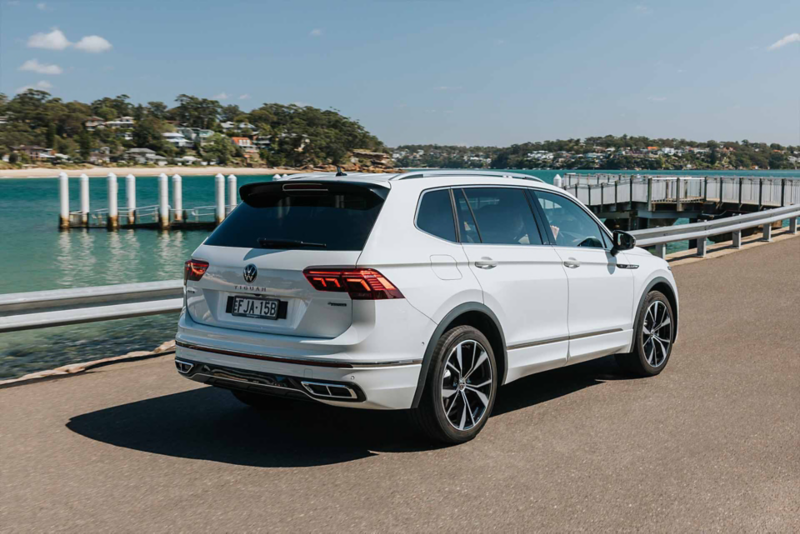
[1,169,799,379]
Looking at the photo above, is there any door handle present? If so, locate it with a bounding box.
[474,257,497,269]
[563,258,581,269]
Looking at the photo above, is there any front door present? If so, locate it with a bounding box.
[532,190,634,364]
[454,187,570,383]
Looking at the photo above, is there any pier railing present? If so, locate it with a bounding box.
[560,174,800,209]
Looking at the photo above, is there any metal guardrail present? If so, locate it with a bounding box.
[629,204,800,257]
[1,204,798,332]
[0,281,183,333]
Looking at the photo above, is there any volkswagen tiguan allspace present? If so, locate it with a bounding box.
[175,170,679,443]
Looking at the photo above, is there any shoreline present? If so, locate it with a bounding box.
[0,166,304,179]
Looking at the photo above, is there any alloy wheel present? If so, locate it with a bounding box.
[441,340,493,431]
[643,301,672,367]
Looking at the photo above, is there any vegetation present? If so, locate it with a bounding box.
[0,90,387,167]
[394,136,800,171]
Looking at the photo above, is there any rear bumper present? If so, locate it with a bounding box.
[175,304,434,410]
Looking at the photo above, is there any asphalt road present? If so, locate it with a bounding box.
[1,237,799,533]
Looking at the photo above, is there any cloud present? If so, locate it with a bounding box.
[768,33,800,51]
[7,1,21,5]
[214,92,229,100]
[74,35,112,53]
[36,2,46,10]
[647,96,667,102]
[434,86,463,91]
[309,29,322,37]
[27,28,70,50]
[16,80,53,93]
[19,59,62,75]
[634,4,651,14]
[238,94,251,100]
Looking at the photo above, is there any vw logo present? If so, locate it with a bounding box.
[243,264,258,283]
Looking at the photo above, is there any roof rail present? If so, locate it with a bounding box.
[391,170,544,183]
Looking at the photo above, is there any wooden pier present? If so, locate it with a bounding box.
[556,173,800,230]
[57,172,245,230]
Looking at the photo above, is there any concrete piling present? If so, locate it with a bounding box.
[158,173,170,229]
[227,174,237,213]
[762,223,772,242]
[172,174,183,222]
[215,173,225,225]
[790,218,798,235]
[58,172,70,229]
[125,174,136,225]
[79,174,90,227]
[107,173,119,230]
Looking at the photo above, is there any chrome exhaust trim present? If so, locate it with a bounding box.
[300,380,358,400]
[175,359,194,375]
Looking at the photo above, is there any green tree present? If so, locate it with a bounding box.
[132,117,167,152]
[78,129,92,161]
[203,133,235,164]
[45,123,56,148]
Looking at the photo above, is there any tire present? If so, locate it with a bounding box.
[231,389,294,410]
[411,325,498,444]
[616,290,675,376]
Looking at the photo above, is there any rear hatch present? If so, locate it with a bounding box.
[186,180,389,338]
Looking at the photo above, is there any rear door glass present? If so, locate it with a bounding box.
[454,189,481,243]
[462,188,543,245]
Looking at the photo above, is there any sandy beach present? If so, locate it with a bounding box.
[0,166,303,179]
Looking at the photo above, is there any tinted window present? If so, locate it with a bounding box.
[535,190,607,249]
[462,188,543,245]
[416,189,456,242]
[206,184,386,250]
[455,189,481,243]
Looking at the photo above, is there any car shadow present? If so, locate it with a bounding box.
[66,356,625,468]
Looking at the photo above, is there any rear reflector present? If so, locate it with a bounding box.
[184,260,209,282]
[303,268,404,300]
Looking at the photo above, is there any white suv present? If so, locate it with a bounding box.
[175,171,678,443]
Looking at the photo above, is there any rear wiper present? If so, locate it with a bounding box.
[257,238,327,249]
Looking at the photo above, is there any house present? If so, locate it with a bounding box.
[163,132,193,148]
[90,147,111,164]
[124,148,157,164]
[14,145,54,160]
[105,116,135,129]
[221,121,257,131]
[231,136,259,158]
[85,117,106,131]
[0,116,9,125]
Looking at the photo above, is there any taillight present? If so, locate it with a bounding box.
[303,268,404,300]
[184,260,209,283]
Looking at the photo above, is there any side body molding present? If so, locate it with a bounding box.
[411,302,507,408]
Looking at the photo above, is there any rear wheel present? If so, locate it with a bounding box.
[616,291,675,376]
[231,389,294,410]
[411,326,498,444]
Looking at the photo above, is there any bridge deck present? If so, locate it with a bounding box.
[1,237,799,532]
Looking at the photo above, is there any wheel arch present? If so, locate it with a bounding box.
[636,276,679,341]
[411,302,507,408]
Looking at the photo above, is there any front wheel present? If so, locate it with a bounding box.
[411,326,498,444]
[616,291,675,376]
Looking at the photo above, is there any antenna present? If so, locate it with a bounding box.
[335,166,347,177]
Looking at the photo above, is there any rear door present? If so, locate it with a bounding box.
[455,187,570,382]
[186,181,388,338]
[532,189,634,363]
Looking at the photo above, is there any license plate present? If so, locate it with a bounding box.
[230,296,282,320]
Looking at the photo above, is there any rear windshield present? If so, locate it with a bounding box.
[205,182,388,250]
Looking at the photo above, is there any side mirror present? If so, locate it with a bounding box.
[611,230,635,256]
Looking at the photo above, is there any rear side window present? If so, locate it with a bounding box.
[462,188,543,245]
[416,189,456,242]
[205,183,387,250]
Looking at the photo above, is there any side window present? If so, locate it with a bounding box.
[534,190,608,249]
[454,189,481,243]
[416,189,456,242]
[462,187,543,245]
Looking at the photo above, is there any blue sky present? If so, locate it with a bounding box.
[1,0,799,146]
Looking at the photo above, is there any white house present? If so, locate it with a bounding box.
[163,132,193,148]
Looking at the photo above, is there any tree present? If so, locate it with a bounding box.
[78,129,92,161]
[203,133,235,164]
[146,101,168,119]
[220,104,242,123]
[174,94,221,128]
[45,123,56,148]
[132,117,166,151]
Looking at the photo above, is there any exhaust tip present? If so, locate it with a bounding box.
[175,359,194,375]
[300,380,357,400]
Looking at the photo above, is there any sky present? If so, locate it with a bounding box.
[1,0,799,147]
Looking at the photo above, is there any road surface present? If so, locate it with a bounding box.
[1,236,798,532]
